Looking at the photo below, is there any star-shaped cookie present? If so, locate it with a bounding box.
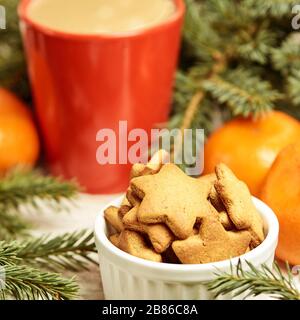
[104,206,124,233]
[172,215,251,264]
[118,230,162,262]
[122,205,174,253]
[199,173,234,230]
[118,196,132,216]
[214,163,265,248]
[130,163,217,239]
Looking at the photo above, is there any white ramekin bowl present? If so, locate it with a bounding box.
[94,196,279,300]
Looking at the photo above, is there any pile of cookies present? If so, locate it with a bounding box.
[104,150,265,264]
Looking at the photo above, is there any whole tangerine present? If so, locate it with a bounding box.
[0,87,31,118]
[0,88,40,172]
[260,142,300,266]
[203,111,300,196]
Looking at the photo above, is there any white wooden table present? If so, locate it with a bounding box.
[27,193,300,300]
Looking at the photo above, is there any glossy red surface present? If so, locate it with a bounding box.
[18,0,184,194]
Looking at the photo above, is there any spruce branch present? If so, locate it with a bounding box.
[235,23,277,65]
[183,0,221,61]
[0,0,29,98]
[202,68,282,116]
[0,239,80,300]
[171,66,219,140]
[288,69,300,105]
[1,265,79,300]
[17,230,97,272]
[0,168,78,211]
[0,241,20,266]
[0,208,30,240]
[172,70,215,135]
[179,91,205,132]
[204,1,277,65]
[207,260,300,300]
[243,0,299,17]
[0,230,97,272]
[208,0,252,29]
[0,231,97,300]
[272,35,300,74]
[173,71,200,113]
[170,90,205,166]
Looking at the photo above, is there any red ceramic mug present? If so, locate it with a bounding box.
[18,0,185,194]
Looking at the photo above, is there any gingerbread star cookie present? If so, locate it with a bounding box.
[104,206,124,233]
[172,215,251,264]
[109,233,121,247]
[209,185,227,213]
[214,163,265,248]
[131,163,217,239]
[199,173,234,230]
[198,173,216,185]
[219,211,235,230]
[123,205,174,253]
[126,188,141,207]
[118,196,132,216]
[118,230,162,262]
[123,150,170,211]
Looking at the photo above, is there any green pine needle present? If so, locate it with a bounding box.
[0,230,97,272]
[17,230,97,272]
[0,208,30,240]
[272,36,300,74]
[202,68,282,117]
[183,0,221,61]
[173,71,200,114]
[288,69,300,106]
[0,241,20,266]
[207,0,252,29]
[0,168,78,211]
[207,260,300,300]
[0,0,28,97]
[235,23,277,65]
[1,265,79,300]
[0,231,97,300]
[0,168,79,239]
[243,0,299,17]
